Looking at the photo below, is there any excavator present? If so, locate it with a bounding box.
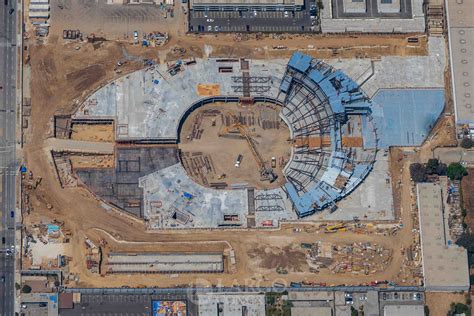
[219,111,278,183]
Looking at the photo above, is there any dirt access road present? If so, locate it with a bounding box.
[43,0,428,61]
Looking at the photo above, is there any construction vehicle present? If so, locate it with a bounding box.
[235,154,243,168]
[33,177,42,189]
[325,223,346,233]
[220,111,277,182]
[217,173,226,180]
[276,267,288,274]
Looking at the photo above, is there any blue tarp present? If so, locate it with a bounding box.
[47,224,60,234]
[183,192,193,199]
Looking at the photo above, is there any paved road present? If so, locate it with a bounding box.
[433,147,474,166]
[0,0,18,315]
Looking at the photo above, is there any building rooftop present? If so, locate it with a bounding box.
[446,0,474,125]
[190,0,304,6]
[197,293,266,316]
[321,0,425,33]
[383,304,424,316]
[291,306,333,316]
[416,183,470,291]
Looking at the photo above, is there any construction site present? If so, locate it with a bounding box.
[16,2,472,309]
[39,41,448,232]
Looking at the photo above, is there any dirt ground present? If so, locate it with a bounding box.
[425,292,470,316]
[248,244,307,273]
[70,123,115,142]
[179,102,290,189]
[20,2,454,289]
[462,169,474,230]
[41,0,428,59]
[69,154,115,169]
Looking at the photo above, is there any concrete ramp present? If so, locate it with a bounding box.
[46,138,114,154]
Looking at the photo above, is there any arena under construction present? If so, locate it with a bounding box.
[51,38,446,230]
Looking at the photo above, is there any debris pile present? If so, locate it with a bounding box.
[142,32,169,47]
[84,237,103,274]
[23,220,72,270]
[447,179,465,241]
[53,155,78,188]
[181,151,216,187]
[63,29,82,40]
[304,241,393,275]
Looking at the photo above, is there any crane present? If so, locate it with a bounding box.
[220,111,277,183]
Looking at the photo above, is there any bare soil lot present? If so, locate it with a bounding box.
[179,102,291,189]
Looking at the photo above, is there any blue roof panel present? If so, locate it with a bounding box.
[308,69,325,84]
[285,183,314,216]
[288,52,312,73]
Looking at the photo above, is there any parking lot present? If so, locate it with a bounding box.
[49,0,185,39]
[380,291,424,302]
[59,294,196,316]
[189,0,316,32]
[21,304,49,316]
[378,291,425,314]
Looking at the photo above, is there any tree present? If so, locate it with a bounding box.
[410,163,427,182]
[461,138,473,149]
[447,162,468,180]
[437,162,448,176]
[424,305,430,316]
[456,232,474,253]
[316,0,324,10]
[351,306,358,316]
[426,159,448,175]
[449,302,470,315]
[21,284,32,294]
[426,159,440,174]
[281,300,293,316]
[465,293,472,306]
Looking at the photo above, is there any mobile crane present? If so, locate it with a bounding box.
[219,111,278,183]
